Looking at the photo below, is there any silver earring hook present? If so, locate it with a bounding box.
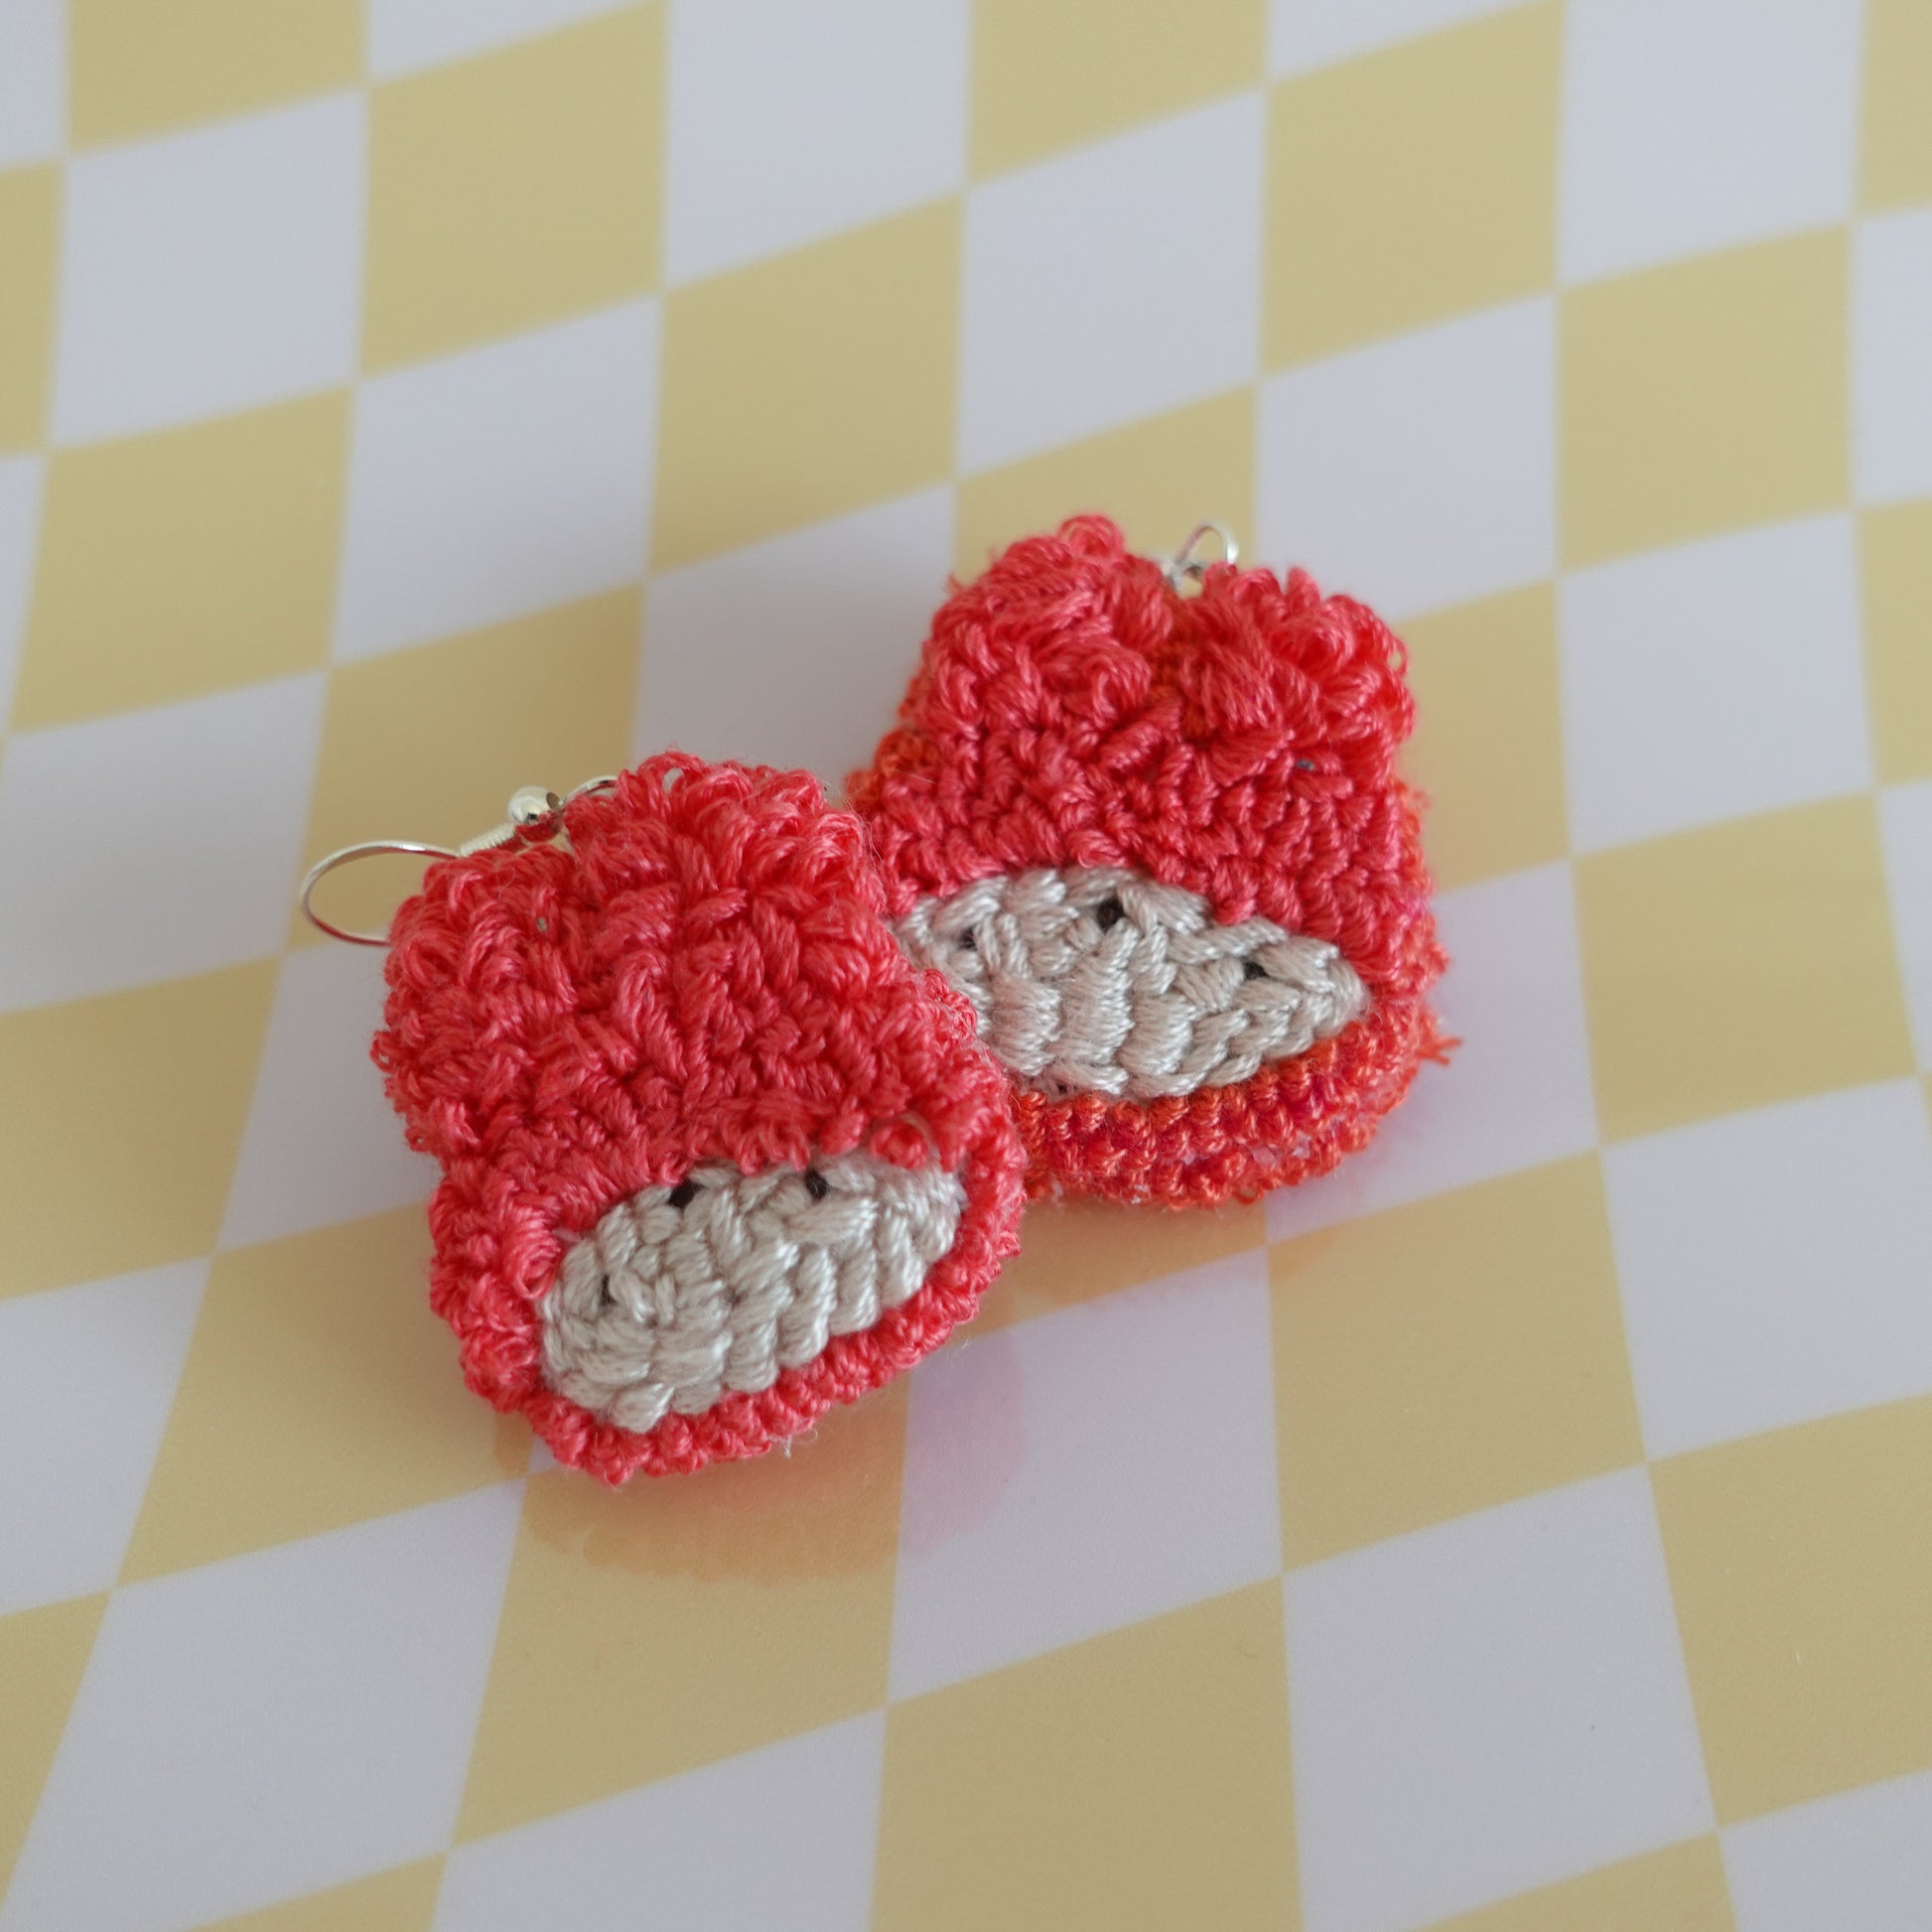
[298,775,619,947]
[1161,520,1240,590]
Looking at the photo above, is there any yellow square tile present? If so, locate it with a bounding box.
[457,1387,905,1840]
[954,388,1254,582]
[363,7,663,371]
[1272,1155,1643,1566]
[1861,500,1932,785]
[1422,1835,1734,1932]
[197,1859,443,1932]
[874,1581,1298,1932]
[0,965,276,1301]
[14,393,349,729]
[1265,4,1559,368]
[296,589,640,947]
[1400,583,1567,891]
[0,166,59,452]
[0,1594,105,1894]
[1560,231,1848,569]
[971,0,1264,179]
[69,0,361,148]
[121,1209,528,1583]
[972,1193,1264,1335]
[653,202,958,571]
[1860,0,1932,210]
[1576,796,1914,1143]
[1653,1394,1932,1822]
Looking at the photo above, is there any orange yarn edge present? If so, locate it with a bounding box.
[1015,995,1445,1208]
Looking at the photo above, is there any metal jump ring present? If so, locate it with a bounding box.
[1162,520,1240,590]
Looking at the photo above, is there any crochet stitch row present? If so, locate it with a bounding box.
[542,1153,968,1433]
[893,862,1368,1101]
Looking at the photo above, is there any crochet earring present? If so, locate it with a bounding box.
[846,515,1447,1209]
[302,756,1026,1481]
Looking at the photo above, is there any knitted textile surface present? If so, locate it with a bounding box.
[374,755,1026,1481]
[847,515,1447,1207]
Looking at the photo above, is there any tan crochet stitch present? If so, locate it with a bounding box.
[542,1152,968,1433]
[894,864,1368,1103]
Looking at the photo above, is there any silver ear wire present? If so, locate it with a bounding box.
[1160,521,1239,591]
[299,840,460,946]
[297,775,620,946]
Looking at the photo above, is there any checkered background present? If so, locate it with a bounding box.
[2,0,1930,1926]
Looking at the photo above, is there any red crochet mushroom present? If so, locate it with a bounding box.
[847,515,1448,1208]
[373,755,1025,1481]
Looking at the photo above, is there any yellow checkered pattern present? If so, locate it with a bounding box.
[3,2,1931,1927]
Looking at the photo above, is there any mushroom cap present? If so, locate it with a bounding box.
[848,514,1442,1001]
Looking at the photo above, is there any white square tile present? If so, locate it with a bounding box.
[0,1263,207,1617]
[219,945,440,1251]
[1558,0,1859,283]
[1286,1468,1714,1932]
[0,1484,524,1932]
[51,94,363,447]
[1268,0,1522,78]
[1724,1767,1932,1932]
[0,454,43,733]
[368,0,636,78]
[1257,298,1555,621]
[890,1250,1282,1701]
[0,674,325,1013]
[1560,515,1869,854]
[0,0,63,167]
[665,0,967,284]
[959,95,1262,473]
[334,301,657,661]
[1269,863,1597,1241]
[435,1713,885,1932]
[1604,1082,1932,1460]
[1853,208,1932,507]
[1878,781,1932,1070]
[639,486,951,786]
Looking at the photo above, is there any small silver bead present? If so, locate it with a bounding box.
[508,785,562,827]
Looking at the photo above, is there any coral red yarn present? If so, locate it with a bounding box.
[847,514,1447,1206]
[373,755,1026,1482]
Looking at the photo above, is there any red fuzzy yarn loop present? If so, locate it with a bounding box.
[374,755,1025,1481]
[849,515,1448,1206]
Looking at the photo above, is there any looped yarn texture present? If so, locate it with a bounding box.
[848,513,1446,1206]
[544,1154,967,1433]
[894,864,1366,1101]
[374,754,1025,1482]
